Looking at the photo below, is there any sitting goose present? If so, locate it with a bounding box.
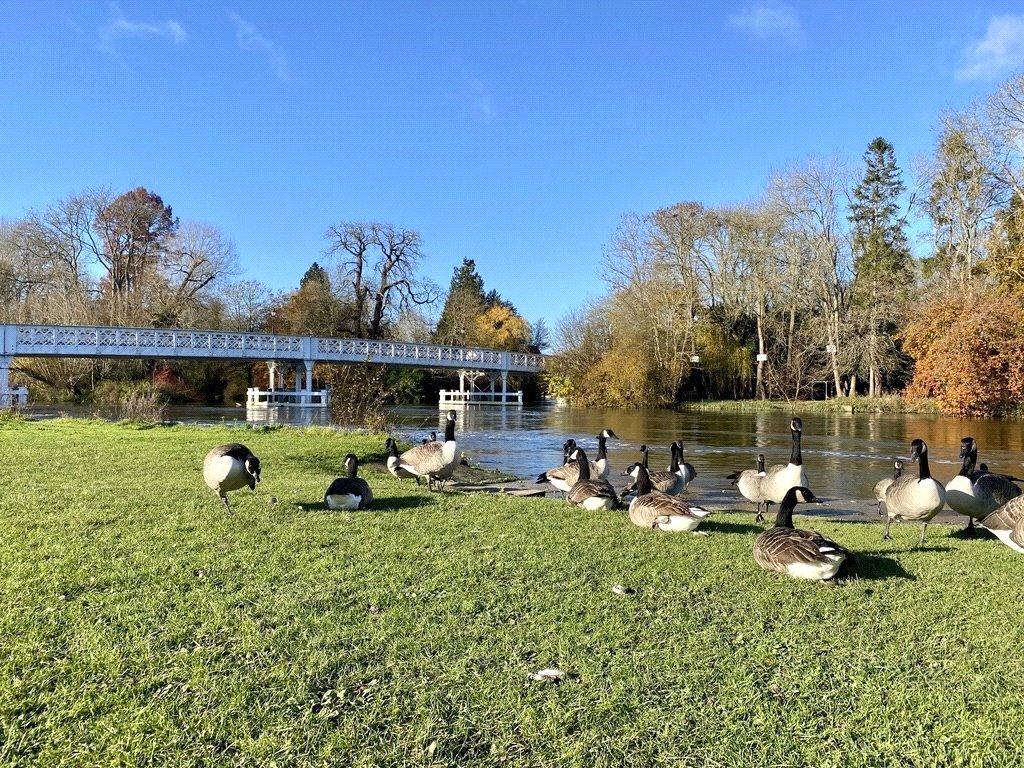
[385,437,416,480]
[674,441,697,485]
[624,445,685,495]
[873,459,904,516]
[203,443,261,510]
[883,439,946,547]
[397,410,461,491]
[727,453,767,517]
[946,437,1021,534]
[753,486,853,581]
[628,463,711,533]
[324,454,373,510]
[758,418,809,522]
[980,497,1024,554]
[565,447,618,510]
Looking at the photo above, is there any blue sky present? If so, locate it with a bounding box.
[2,2,1024,327]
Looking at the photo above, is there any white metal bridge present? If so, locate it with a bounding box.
[0,324,546,408]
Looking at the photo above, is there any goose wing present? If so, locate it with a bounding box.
[543,462,581,485]
[206,443,253,462]
[980,496,1024,533]
[623,470,676,495]
[398,441,445,475]
[629,492,706,528]
[873,477,894,503]
[566,479,616,506]
[754,527,850,574]
[974,473,1022,507]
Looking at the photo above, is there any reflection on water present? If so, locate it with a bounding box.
[22,402,1024,502]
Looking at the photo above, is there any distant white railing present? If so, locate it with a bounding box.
[439,389,524,407]
[0,324,546,374]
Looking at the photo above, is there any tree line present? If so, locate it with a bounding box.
[0,191,539,405]
[548,73,1024,416]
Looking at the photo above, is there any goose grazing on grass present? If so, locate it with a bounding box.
[883,439,946,547]
[945,437,1021,534]
[873,459,904,516]
[628,463,711,533]
[324,454,373,510]
[203,444,261,510]
[385,437,416,480]
[758,418,809,522]
[727,453,767,517]
[624,445,684,495]
[753,486,853,581]
[397,410,460,491]
[673,441,697,486]
[980,497,1024,554]
[565,447,618,511]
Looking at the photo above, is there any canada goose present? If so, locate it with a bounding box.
[753,486,853,581]
[758,418,809,521]
[883,439,946,547]
[624,445,685,495]
[203,443,261,510]
[421,431,438,445]
[592,428,618,479]
[945,437,1021,533]
[674,441,697,485]
[536,436,608,492]
[979,497,1024,553]
[727,453,767,517]
[873,459,904,516]
[397,410,460,491]
[565,447,618,511]
[385,437,416,480]
[628,463,711,533]
[324,454,373,510]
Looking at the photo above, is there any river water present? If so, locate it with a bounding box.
[24,402,1024,514]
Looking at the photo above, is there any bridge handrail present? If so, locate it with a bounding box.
[2,323,546,373]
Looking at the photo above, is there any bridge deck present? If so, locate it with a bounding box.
[0,324,545,374]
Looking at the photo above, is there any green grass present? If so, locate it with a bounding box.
[2,419,1023,767]
[685,396,941,415]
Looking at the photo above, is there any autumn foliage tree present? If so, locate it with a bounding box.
[903,292,1024,416]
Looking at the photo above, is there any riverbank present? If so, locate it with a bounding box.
[684,395,941,415]
[1,418,1021,766]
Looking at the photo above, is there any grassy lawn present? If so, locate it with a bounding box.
[1,418,1023,767]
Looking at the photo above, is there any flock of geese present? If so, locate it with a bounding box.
[202,413,1024,582]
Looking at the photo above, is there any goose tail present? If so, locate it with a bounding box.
[536,472,549,484]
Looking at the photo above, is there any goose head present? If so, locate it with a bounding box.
[783,486,818,506]
[344,453,358,478]
[894,458,904,475]
[790,417,803,434]
[600,428,619,439]
[909,438,927,463]
[622,462,641,478]
[756,453,766,472]
[958,436,977,460]
[459,453,470,467]
[245,454,261,483]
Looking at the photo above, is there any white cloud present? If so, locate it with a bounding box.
[98,2,186,50]
[229,12,290,82]
[958,15,1024,82]
[468,78,495,122]
[728,1,802,42]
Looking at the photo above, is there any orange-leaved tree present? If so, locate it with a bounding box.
[903,292,1024,415]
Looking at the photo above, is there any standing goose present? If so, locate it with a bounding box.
[203,443,261,510]
[753,486,853,581]
[628,463,711,533]
[324,454,373,510]
[624,445,685,495]
[758,418,809,521]
[980,497,1024,554]
[873,459,904,516]
[397,410,461,491]
[727,453,767,517]
[674,441,697,485]
[945,437,1021,534]
[883,439,946,547]
[592,428,618,479]
[565,447,618,510]
[536,436,608,492]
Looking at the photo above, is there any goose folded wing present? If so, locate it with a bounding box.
[567,480,616,504]
[399,441,445,474]
[981,496,1024,532]
[545,462,581,484]
[756,528,845,567]
[325,477,369,498]
[975,473,1022,506]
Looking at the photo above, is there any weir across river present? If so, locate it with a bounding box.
[0,324,546,408]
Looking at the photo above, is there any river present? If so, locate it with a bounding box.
[22,402,1024,515]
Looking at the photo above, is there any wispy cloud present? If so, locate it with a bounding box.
[229,12,289,82]
[97,2,186,51]
[728,1,803,42]
[958,15,1024,82]
[468,78,495,122]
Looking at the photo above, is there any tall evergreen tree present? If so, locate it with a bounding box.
[849,137,913,396]
[433,258,488,346]
[299,261,330,289]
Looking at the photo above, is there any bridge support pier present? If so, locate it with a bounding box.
[0,356,28,408]
[439,368,522,407]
